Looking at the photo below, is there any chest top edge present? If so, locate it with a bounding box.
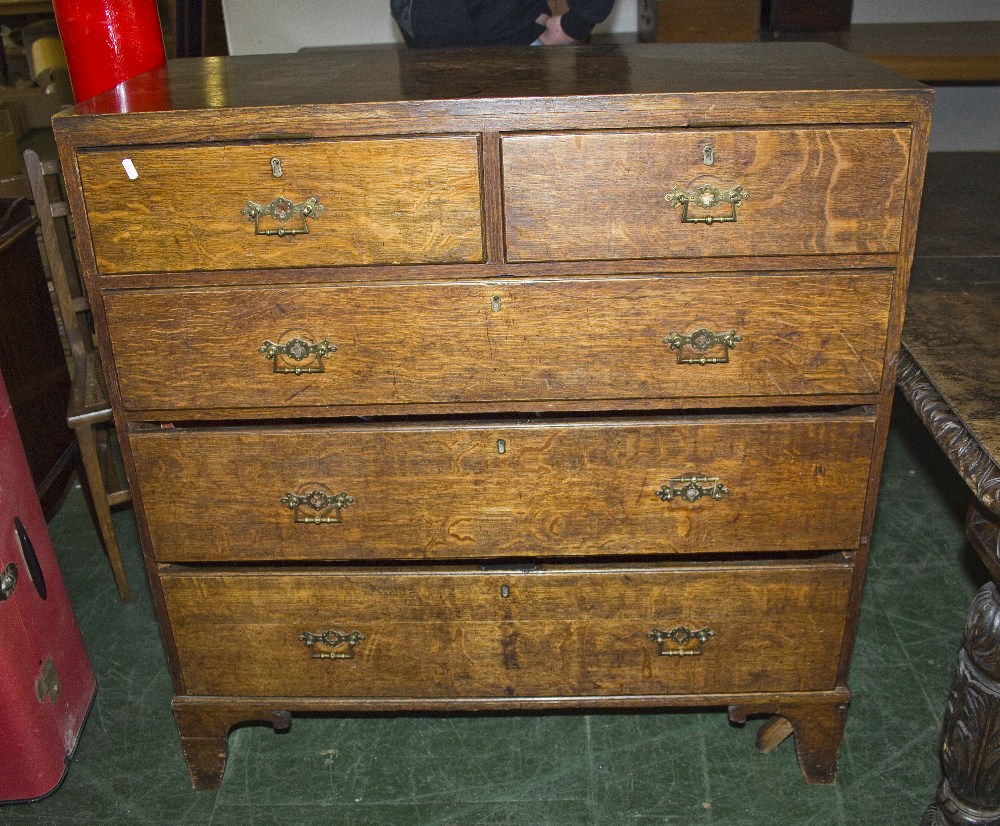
[51,43,932,148]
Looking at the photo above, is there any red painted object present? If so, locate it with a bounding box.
[0,371,95,803]
[52,0,166,103]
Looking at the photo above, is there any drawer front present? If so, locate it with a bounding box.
[161,564,853,698]
[77,136,484,274]
[105,271,892,413]
[131,415,874,563]
[502,127,910,262]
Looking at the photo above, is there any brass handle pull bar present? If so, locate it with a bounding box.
[647,626,715,657]
[298,629,366,660]
[655,475,729,504]
[259,334,336,374]
[282,487,354,524]
[241,195,324,237]
[664,328,742,365]
[665,184,748,224]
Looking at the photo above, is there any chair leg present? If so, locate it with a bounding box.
[75,423,132,601]
[95,426,125,492]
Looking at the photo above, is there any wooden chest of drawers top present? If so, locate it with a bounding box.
[56,42,928,136]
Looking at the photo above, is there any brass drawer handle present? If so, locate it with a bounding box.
[260,334,336,374]
[655,474,729,503]
[241,195,324,236]
[298,629,366,660]
[647,626,715,657]
[282,486,354,524]
[664,328,742,365]
[665,184,748,224]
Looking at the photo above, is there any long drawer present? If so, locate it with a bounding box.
[131,414,875,563]
[76,136,484,274]
[502,127,910,262]
[160,562,853,698]
[105,271,892,413]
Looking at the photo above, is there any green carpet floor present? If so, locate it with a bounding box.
[1,398,982,825]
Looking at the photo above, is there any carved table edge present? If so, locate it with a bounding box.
[896,347,1000,517]
[967,504,1000,582]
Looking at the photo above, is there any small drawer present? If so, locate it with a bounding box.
[76,136,484,274]
[160,562,853,698]
[502,127,910,262]
[131,413,875,563]
[104,271,892,414]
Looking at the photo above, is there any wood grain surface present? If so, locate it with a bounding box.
[899,155,1000,517]
[159,562,853,698]
[56,44,924,120]
[903,259,1000,481]
[78,136,484,274]
[503,127,911,262]
[903,153,1000,473]
[104,271,893,414]
[131,413,874,562]
[773,22,1000,84]
[48,43,933,789]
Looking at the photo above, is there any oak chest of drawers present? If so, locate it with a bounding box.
[53,43,932,790]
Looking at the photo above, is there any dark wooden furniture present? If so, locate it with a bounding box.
[23,149,132,601]
[52,43,931,790]
[760,0,852,33]
[769,22,1000,84]
[0,196,73,516]
[638,0,761,43]
[633,17,1000,83]
[895,153,1000,826]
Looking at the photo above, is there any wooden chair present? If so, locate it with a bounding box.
[23,149,132,601]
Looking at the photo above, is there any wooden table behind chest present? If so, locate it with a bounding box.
[53,44,932,790]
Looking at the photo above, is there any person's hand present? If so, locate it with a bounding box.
[537,14,578,45]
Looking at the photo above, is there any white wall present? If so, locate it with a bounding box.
[222,0,397,51]
[222,0,999,150]
[852,0,1000,151]
[853,0,999,23]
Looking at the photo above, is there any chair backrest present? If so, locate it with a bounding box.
[23,149,92,362]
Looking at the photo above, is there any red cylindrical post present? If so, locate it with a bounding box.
[52,0,167,103]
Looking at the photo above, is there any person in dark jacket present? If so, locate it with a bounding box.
[391,0,615,48]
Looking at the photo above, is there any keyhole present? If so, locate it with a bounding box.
[491,295,501,312]
[271,157,283,177]
[500,584,511,598]
[703,145,714,166]
[497,439,506,455]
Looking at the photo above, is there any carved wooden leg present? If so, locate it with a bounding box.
[172,699,292,790]
[728,690,850,784]
[921,573,1000,826]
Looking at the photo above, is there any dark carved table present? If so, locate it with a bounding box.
[896,153,1000,826]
